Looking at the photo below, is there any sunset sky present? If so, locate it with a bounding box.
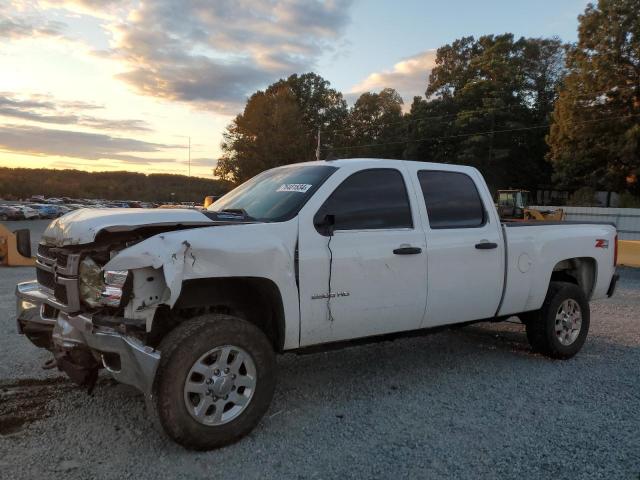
[1,0,589,178]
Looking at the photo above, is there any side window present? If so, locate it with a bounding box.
[417,171,485,229]
[315,169,413,231]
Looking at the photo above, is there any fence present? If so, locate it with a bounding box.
[530,206,640,240]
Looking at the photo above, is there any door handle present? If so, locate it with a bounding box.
[393,246,422,255]
[475,242,498,250]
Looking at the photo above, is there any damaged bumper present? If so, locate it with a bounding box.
[16,280,160,396]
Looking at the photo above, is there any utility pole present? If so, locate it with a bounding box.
[316,127,321,161]
[188,136,191,177]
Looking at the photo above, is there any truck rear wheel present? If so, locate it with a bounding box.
[522,281,590,359]
[152,314,276,450]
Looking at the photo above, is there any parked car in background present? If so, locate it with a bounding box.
[30,204,62,219]
[0,205,22,221]
[65,204,87,211]
[11,205,40,219]
[56,205,73,216]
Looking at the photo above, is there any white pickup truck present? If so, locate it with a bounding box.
[16,159,618,450]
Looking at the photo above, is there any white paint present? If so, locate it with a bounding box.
[41,158,618,351]
[105,220,301,349]
[518,253,532,273]
[41,208,214,246]
[499,222,616,315]
[296,161,428,346]
[403,162,505,328]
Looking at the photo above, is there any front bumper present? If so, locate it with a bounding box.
[16,280,160,396]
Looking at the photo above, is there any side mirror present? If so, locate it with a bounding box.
[316,213,336,236]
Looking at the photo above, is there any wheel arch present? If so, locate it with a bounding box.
[550,257,597,300]
[170,277,286,352]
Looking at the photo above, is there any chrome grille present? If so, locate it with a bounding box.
[54,283,68,304]
[35,244,81,312]
[37,244,50,255]
[36,268,55,290]
[55,251,68,265]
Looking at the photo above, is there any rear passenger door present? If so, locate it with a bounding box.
[407,167,504,327]
[297,166,428,346]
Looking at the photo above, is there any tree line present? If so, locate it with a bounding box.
[0,167,228,202]
[216,0,639,198]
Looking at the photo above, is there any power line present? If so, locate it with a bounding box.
[321,112,640,153]
[309,105,516,138]
[311,84,640,139]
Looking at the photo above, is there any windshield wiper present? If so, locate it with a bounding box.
[217,208,256,221]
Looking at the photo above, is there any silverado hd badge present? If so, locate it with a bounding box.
[311,291,350,300]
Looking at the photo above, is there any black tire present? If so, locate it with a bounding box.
[521,281,590,359]
[152,314,276,450]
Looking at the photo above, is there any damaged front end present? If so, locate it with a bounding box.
[16,237,168,395]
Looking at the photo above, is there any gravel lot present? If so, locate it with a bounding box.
[1,221,639,479]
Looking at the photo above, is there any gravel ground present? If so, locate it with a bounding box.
[1,221,639,479]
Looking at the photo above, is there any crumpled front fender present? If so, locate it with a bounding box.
[103,221,301,350]
[104,235,192,307]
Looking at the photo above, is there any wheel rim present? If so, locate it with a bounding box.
[183,345,257,426]
[555,299,582,346]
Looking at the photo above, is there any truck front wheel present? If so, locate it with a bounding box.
[521,281,590,359]
[152,314,276,450]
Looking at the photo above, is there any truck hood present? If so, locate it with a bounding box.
[41,208,216,246]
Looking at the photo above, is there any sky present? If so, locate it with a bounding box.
[0,0,590,178]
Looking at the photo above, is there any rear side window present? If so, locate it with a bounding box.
[417,171,485,228]
[315,169,413,231]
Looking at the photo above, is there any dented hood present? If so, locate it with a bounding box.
[41,208,215,246]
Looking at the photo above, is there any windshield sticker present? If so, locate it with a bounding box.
[277,183,312,193]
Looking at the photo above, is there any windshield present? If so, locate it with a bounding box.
[208,164,338,222]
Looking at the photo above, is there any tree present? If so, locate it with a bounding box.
[215,87,310,183]
[548,0,640,194]
[339,88,406,159]
[267,73,348,142]
[0,167,228,202]
[407,34,566,191]
[216,73,348,183]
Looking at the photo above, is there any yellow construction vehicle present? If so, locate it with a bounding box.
[0,224,35,266]
[496,189,565,221]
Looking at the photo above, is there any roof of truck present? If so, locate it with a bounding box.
[295,158,480,174]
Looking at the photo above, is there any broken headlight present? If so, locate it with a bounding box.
[79,257,130,308]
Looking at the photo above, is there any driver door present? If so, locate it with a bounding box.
[297,165,428,347]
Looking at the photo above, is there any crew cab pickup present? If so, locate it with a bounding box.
[15,159,618,450]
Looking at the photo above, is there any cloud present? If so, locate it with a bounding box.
[350,50,437,103]
[177,157,218,168]
[8,1,355,113]
[0,93,151,132]
[0,1,68,41]
[88,0,352,111]
[38,0,131,18]
[0,16,66,40]
[0,124,176,163]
